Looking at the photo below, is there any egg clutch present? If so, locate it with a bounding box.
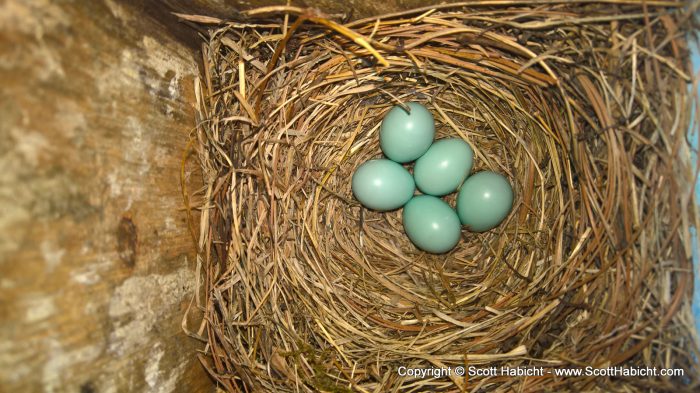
[351,102,514,254]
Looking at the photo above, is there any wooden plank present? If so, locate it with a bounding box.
[0,1,212,392]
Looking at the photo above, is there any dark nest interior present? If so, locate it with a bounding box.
[180,1,700,391]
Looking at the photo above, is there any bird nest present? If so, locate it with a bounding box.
[181,2,699,391]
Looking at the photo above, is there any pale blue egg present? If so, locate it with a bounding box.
[352,159,415,211]
[456,171,514,232]
[380,102,435,163]
[414,138,474,196]
[402,195,461,254]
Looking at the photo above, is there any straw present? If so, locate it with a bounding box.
[180,1,700,391]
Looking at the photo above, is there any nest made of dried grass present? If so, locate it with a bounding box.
[180,1,700,391]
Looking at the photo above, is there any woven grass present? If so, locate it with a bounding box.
[181,1,700,391]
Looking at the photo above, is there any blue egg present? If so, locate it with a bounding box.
[414,138,474,196]
[380,102,435,163]
[456,171,514,232]
[402,195,461,254]
[352,159,415,211]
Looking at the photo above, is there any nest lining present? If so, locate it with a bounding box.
[182,2,700,392]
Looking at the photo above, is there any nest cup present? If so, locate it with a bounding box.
[184,3,699,391]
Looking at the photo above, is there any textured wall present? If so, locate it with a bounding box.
[0,0,210,391]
